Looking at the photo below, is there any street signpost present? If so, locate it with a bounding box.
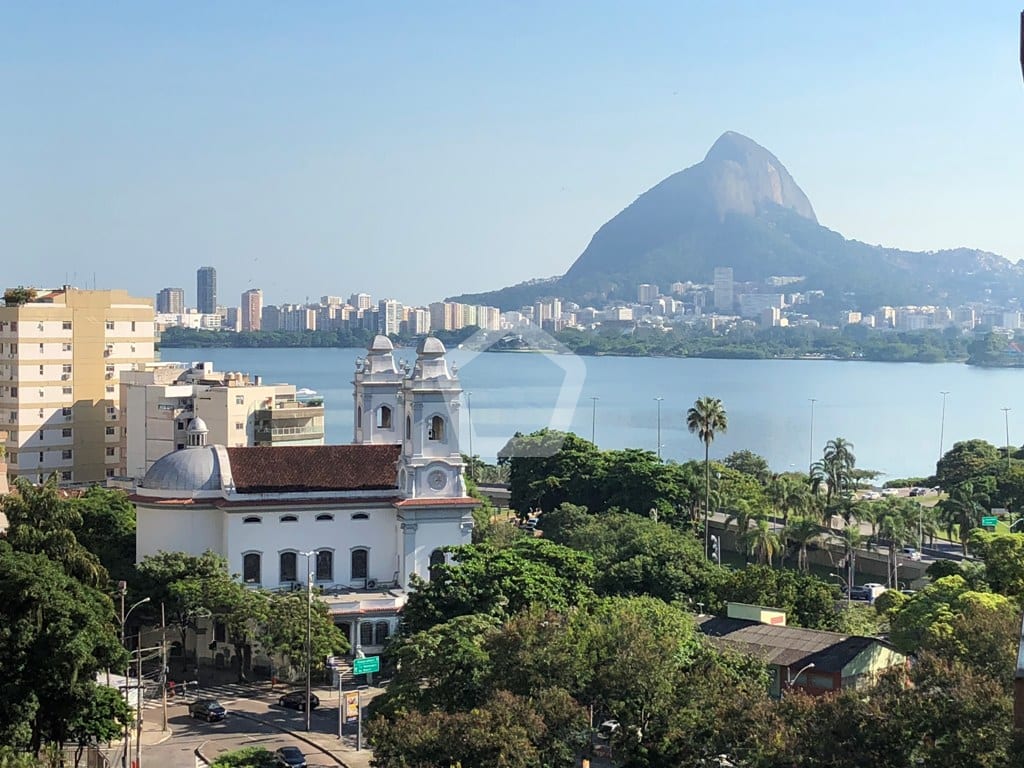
[353,655,380,675]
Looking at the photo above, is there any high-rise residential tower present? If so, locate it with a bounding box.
[0,287,155,485]
[197,267,217,314]
[156,287,185,314]
[241,288,263,332]
[713,267,734,312]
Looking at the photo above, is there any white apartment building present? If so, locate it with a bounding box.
[0,287,155,485]
[120,362,324,481]
[714,267,734,311]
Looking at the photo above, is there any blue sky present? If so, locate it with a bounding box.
[2,2,1023,308]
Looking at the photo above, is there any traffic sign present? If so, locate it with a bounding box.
[982,516,999,527]
[353,655,380,675]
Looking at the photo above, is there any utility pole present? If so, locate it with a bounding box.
[654,396,664,460]
[939,391,950,460]
[808,398,817,475]
[1003,407,1013,471]
[161,603,168,732]
[466,391,474,480]
[135,650,143,768]
[119,582,128,768]
[590,396,599,445]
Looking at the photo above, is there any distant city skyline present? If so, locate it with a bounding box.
[3,3,1023,306]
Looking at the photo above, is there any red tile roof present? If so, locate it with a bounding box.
[226,445,400,494]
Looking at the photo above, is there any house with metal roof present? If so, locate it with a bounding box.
[697,603,906,698]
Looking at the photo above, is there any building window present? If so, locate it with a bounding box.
[176,443,185,450]
[235,422,244,430]
[105,468,115,478]
[106,447,115,457]
[106,426,115,435]
[62,364,72,374]
[106,385,114,394]
[9,387,16,397]
[38,343,43,353]
[243,553,261,584]
[38,431,43,440]
[177,421,186,430]
[130,321,136,332]
[38,365,44,376]
[60,471,72,481]
[351,513,368,521]
[105,321,114,331]
[62,321,72,331]
[374,621,390,645]
[38,452,43,462]
[405,415,411,440]
[359,622,374,647]
[315,513,334,522]
[214,622,227,643]
[280,514,298,523]
[429,549,446,580]
[428,415,445,441]
[242,516,262,524]
[62,343,71,351]
[8,452,15,465]
[62,387,72,395]
[316,550,333,581]
[235,395,244,405]
[62,428,72,437]
[376,405,392,429]
[351,548,368,580]
[61,449,72,460]
[279,551,297,583]
[62,407,72,416]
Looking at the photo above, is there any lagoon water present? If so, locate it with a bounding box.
[165,346,1024,480]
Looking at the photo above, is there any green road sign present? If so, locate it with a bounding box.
[982,516,999,527]
[353,655,380,675]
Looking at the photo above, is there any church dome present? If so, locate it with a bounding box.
[188,417,209,434]
[140,446,222,493]
[416,336,446,358]
[369,335,395,352]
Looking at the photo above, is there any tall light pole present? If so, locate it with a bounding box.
[808,398,817,475]
[117,583,150,768]
[938,391,950,460]
[590,396,599,445]
[465,391,474,480]
[786,661,816,693]
[1003,407,1013,472]
[654,396,664,460]
[301,550,318,732]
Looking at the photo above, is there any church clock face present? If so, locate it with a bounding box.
[428,469,448,491]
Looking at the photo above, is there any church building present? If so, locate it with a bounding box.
[133,335,476,658]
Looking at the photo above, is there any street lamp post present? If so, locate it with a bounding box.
[654,396,664,460]
[466,391,474,480]
[786,662,816,694]
[938,391,950,460]
[301,550,318,732]
[1003,407,1012,471]
[116,583,150,768]
[808,398,817,475]
[590,396,599,445]
[830,573,851,609]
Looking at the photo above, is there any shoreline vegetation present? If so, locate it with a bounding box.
[158,326,1021,367]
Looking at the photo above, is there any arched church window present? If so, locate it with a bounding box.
[279,551,297,583]
[377,405,392,429]
[428,415,445,441]
[316,550,334,581]
[357,406,362,428]
[374,621,391,644]
[243,552,261,584]
[429,548,446,581]
[359,621,374,647]
[351,548,369,580]
[405,415,411,440]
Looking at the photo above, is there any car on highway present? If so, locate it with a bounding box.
[278,690,319,711]
[187,699,226,722]
[902,546,922,561]
[274,746,307,767]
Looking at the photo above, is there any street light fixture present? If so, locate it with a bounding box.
[829,573,851,609]
[938,391,950,460]
[654,396,664,460]
[589,396,599,445]
[808,398,817,475]
[300,550,318,732]
[786,662,815,692]
[1002,407,1012,471]
[116,584,150,768]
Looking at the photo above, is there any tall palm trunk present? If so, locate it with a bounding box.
[704,441,710,557]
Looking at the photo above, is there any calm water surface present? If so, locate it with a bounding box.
[164,347,1024,480]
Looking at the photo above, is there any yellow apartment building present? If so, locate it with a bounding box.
[0,287,155,485]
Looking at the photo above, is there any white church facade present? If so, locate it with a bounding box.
[133,335,476,657]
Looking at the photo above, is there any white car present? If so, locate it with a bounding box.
[902,547,922,561]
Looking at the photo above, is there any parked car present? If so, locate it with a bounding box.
[278,691,319,711]
[902,546,922,561]
[909,487,928,497]
[847,586,872,602]
[274,746,307,767]
[187,699,226,722]
[596,720,620,740]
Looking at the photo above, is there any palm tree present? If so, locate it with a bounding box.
[939,481,990,555]
[783,516,821,571]
[768,474,810,529]
[876,497,915,588]
[811,437,857,510]
[742,519,781,567]
[724,498,762,564]
[687,396,728,557]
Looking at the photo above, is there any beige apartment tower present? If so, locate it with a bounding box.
[0,287,155,485]
[241,288,262,332]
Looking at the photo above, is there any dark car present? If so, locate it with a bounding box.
[278,690,319,711]
[187,699,226,722]
[274,746,307,767]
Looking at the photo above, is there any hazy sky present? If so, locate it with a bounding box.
[3,3,1023,309]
